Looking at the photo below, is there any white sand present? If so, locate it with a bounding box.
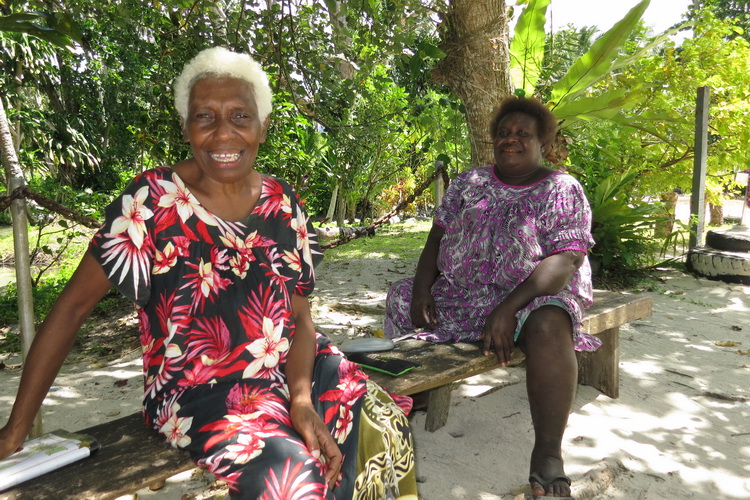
[1,255,749,499]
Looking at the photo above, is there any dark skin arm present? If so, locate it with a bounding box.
[0,251,112,459]
[286,294,342,490]
[481,250,585,365]
[409,223,445,329]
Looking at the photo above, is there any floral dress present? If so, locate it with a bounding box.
[89,166,416,499]
[384,166,601,352]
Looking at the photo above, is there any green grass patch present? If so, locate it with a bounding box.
[322,218,431,262]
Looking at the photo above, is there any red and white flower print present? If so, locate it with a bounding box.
[243,317,289,378]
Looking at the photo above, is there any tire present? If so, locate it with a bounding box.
[705,228,750,252]
[687,247,750,285]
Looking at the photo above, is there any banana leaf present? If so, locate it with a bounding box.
[549,0,650,107]
[509,0,550,97]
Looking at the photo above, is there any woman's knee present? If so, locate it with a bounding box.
[519,306,574,349]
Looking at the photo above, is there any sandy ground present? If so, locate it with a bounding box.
[1,239,749,499]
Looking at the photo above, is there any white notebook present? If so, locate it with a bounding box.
[0,430,100,491]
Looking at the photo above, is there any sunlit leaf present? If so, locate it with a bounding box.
[549,0,650,107]
[510,0,550,97]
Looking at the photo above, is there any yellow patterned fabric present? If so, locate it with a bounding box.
[353,380,418,499]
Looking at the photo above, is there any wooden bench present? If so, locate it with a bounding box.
[1,413,195,500]
[365,290,653,432]
[1,290,651,499]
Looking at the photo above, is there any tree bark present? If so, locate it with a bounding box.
[655,191,678,237]
[709,203,723,226]
[433,0,513,167]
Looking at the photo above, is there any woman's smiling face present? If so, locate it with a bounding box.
[493,111,544,178]
[183,76,270,184]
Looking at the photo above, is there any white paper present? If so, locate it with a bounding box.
[0,431,95,491]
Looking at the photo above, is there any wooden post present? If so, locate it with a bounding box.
[0,95,43,436]
[690,86,710,249]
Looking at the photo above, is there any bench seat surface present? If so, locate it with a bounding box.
[1,413,194,500]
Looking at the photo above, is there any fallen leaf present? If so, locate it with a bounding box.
[737,350,750,356]
[731,325,743,331]
[114,379,128,387]
[715,341,741,347]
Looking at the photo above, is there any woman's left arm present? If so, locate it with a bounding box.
[286,294,342,489]
[482,250,585,364]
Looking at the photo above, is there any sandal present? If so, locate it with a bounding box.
[528,472,573,499]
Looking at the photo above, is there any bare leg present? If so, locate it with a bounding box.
[517,306,577,497]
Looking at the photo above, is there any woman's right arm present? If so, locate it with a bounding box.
[409,223,445,329]
[0,251,112,459]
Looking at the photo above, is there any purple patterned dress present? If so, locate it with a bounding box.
[89,167,416,499]
[384,165,601,352]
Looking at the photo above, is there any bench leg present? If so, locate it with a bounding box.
[424,385,452,432]
[577,326,619,399]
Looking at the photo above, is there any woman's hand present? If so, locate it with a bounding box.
[410,290,437,329]
[290,400,342,490]
[481,304,518,365]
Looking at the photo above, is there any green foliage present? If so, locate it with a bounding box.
[548,0,649,116]
[0,11,83,49]
[690,0,750,38]
[0,278,66,328]
[0,281,129,354]
[584,11,750,203]
[585,169,664,270]
[510,0,665,126]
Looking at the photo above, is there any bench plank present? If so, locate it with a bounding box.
[1,413,194,500]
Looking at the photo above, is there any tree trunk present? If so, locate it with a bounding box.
[433,0,513,167]
[655,191,678,237]
[347,198,356,223]
[0,93,43,437]
[709,203,723,226]
[336,184,346,227]
[326,184,338,221]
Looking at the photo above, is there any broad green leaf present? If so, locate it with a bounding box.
[510,0,550,97]
[549,0,649,107]
[610,21,694,74]
[553,87,632,123]
[418,41,446,60]
[0,12,81,50]
[48,13,84,44]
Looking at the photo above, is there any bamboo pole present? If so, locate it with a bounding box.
[0,93,43,437]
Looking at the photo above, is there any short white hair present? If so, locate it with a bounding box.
[174,47,273,123]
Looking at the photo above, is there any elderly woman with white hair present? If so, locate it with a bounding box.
[0,47,417,499]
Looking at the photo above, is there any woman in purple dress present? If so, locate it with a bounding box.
[0,47,416,499]
[385,96,597,498]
